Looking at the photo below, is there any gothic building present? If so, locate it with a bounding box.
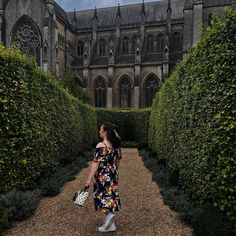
[0,0,235,108]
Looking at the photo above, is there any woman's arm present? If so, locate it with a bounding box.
[85,161,99,187]
[85,142,106,187]
[117,159,120,169]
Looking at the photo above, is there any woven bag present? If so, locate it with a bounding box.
[73,186,89,207]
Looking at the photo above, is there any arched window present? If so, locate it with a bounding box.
[119,76,131,107]
[95,77,106,107]
[43,45,47,60]
[11,15,42,65]
[99,39,106,56]
[58,34,61,47]
[131,36,137,54]
[170,32,183,51]
[78,40,84,56]
[145,75,159,107]
[122,37,129,54]
[146,34,154,53]
[59,34,63,48]
[156,33,165,52]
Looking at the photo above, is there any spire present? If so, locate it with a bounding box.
[141,0,146,26]
[115,3,121,27]
[93,6,98,21]
[93,6,98,39]
[167,0,172,12]
[116,3,121,18]
[0,0,3,9]
[166,0,172,35]
[141,0,146,16]
[72,8,78,23]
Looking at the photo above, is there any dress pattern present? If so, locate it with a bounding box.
[92,142,122,214]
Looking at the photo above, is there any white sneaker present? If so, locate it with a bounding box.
[98,222,116,232]
[104,212,115,230]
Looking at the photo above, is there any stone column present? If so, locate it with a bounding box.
[134,87,139,108]
[163,46,169,81]
[83,66,92,104]
[0,0,4,44]
[192,0,203,46]
[83,67,89,88]
[44,0,57,72]
[83,39,90,91]
[107,66,114,108]
[134,64,140,108]
[107,87,112,108]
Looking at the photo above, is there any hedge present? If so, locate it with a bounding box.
[0,45,97,194]
[148,7,236,226]
[96,108,151,143]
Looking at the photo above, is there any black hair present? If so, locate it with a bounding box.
[101,122,121,149]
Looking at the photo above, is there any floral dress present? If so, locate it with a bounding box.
[92,142,122,215]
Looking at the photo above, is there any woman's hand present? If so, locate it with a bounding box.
[85,178,92,187]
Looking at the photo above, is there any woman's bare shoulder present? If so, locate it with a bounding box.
[96,142,106,148]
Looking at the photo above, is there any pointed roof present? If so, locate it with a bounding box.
[116,4,121,18]
[72,8,78,23]
[1,0,10,9]
[141,0,146,16]
[55,1,71,26]
[167,0,172,12]
[93,6,98,20]
[66,0,184,30]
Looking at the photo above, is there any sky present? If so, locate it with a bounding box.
[55,0,160,12]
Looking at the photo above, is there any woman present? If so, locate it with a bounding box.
[85,122,122,233]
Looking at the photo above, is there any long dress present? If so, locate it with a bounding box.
[92,141,122,215]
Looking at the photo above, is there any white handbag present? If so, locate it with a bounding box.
[73,186,89,207]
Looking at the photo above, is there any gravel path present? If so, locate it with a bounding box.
[3,148,193,236]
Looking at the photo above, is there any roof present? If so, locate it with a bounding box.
[116,55,135,64]
[71,57,83,67]
[2,0,9,8]
[66,0,184,30]
[55,1,71,26]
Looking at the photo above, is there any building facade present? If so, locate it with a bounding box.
[0,0,235,108]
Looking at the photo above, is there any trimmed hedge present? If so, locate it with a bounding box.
[148,8,236,226]
[0,45,97,194]
[0,149,94,232]
[139,149,235,235]
[96,108,151,143]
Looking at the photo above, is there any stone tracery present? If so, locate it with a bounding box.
[11,16,41,65]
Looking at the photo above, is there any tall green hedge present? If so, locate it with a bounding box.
[96,108,151,143]
[0,45,97,194]
[149,8,236,225]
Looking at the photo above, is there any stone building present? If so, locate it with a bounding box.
[0,0,235,108]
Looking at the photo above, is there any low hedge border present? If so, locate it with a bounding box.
[0,149,93,233]
[139,149,235,236]
[96,108,151,144]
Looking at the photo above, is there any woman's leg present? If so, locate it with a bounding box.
[98,210,116,232]
[104,210,115,229]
